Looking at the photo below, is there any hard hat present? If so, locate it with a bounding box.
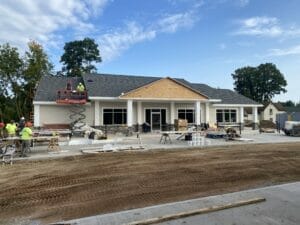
[21,117,25,120]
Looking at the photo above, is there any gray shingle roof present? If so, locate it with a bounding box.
[82,73,160,97]
[34,73,260,105]
[34,75,83,101]
[189,83,258,104]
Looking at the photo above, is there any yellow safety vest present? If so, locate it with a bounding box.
[21,127,32,140]
[6,123,17,135]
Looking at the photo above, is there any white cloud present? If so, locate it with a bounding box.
[232,16,300,38]
[0,0,200,63]
[0,0,109,50]
[157,12,196,33]
[99,22,157,61]
[215,0,250,7]
[267,45,300,56]
[99,10,198,62]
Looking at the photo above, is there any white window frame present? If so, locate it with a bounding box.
[216,109,237,123]
[102,107,127,125]
[177,108,195,124]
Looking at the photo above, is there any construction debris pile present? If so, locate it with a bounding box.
[259,120,276,133]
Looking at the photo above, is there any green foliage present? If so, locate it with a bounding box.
[280,100,295,107]
[60,37,101,77]
[0,43,24,98]
[0,43,24,119]
[0,41,52,122]
[24,40,53,84]
[23,41,53,119]
[232,63,287,103]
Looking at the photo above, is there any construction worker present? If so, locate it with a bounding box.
[5,120,17,137]
[0,121,5,138]
[18,116,26,135]
[76,82,85,92]
[20,122,33,157]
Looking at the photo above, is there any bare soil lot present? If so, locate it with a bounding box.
[0,142,300,224]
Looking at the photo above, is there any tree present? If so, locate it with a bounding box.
[232,63,287,103]
[60,37,101,77]
[0,43,24,118]
[280,100,295,107]
[23,40,53,118]
[0,41,53,122]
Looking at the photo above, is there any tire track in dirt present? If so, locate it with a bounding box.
[0,142,299,224]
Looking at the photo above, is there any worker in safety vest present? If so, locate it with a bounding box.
[20,122,33,157]
[76,82,85,92]
[5,120,17,137]
[0,121,5,138]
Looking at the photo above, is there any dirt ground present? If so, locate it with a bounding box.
[0,142,300,224]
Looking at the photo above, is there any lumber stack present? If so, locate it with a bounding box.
[174,119,188,131]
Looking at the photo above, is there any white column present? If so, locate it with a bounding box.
[195,101,201,125]
[137,101,143,124]
[240,107,244,124]
[34,104,40,127]
[170,102,175,124]
[94,101,100,126]
[127,100,133,127]
[252,106,258,124]
[205,102,210,123]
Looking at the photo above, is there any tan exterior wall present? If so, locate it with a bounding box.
[121,78,208,100]
[261,104,285,122]
[96,101,206,125]
[39,104,94,126]
[209,106,241,124]
[38,101,253,128]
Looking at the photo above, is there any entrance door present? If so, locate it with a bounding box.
[145,109,166,131]
[151,113,161,130]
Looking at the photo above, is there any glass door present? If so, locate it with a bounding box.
[151,112,161,131]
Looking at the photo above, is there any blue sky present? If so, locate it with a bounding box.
[1,0,300,102]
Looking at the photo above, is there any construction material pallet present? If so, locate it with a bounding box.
[206,132,226,139]
[81,145,145,154]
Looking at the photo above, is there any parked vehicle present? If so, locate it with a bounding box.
[283,121,300,136]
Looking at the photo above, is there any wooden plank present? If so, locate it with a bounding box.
[120,78,207,100]
[125,197,266,225]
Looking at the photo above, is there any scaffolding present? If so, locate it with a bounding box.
[56,81,87,135]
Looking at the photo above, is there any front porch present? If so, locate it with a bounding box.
[92,100,259,133]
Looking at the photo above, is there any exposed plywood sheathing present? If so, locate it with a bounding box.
[120,78,208,100]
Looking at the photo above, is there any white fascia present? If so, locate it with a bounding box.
[88,96,119,100]
[88,96,222,102]
[212,104,264,107]
[33,101,91,106]
[117,97,222,102]
[33,101,57,105]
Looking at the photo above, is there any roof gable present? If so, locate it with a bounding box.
[261,102,285,112]
[120,77,208,100]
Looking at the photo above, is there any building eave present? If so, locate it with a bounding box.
[212,104,264,107]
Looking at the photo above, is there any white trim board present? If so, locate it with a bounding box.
[33,101,92,106]
[212,104,263,107]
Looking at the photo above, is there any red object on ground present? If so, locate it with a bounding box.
[0,122,5,128]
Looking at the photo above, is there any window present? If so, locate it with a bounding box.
[269,108,273,115]
[178,109,195,123]
[216,109,237,123]
[103,108,127,125]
